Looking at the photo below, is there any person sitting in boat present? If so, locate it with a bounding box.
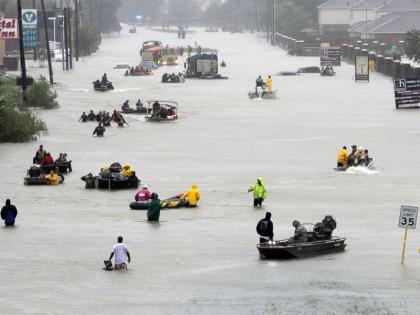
[152,101,161,119]
[359,149,370,166]
[170,73,178,82]
[322,215,336,238]
[43,152,54,167]
[92,123,105,136]
[101,73,108,85]
[79,112,88,122]
[47,170,59,185]
[106,81,114,90]
[81,173,96,189]
[121,100,130,111]
[179,184,201,207]
[55,153,68,165]
[87,110,96,121]
[266,75,273,92]
[347,145,358,167]
[135,184,152,202]
[120,163,134,177]
[128,171,139,187]
[256,212,274,243]
[292,220,308,242]
[130,67,135,75]
[28,164,42,177]
[93,80,101,89]
[162,73,169,82]
[33,145,46,164]
[136,99,143,111]
[336,146,349,168]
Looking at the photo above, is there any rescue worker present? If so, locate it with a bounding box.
[179,184,201,207]
[128,171,139,188]
[121,100,130,111]
[87,110,96,121]
[337,146,349,167]
[248,178,267,207]
[28,165,41,177]
[47,170,59,185]
[101,73,108,85]
[147,193,161,222]
[322,215,337,238]
[256,212,274,243]
[79,112,88,122]
[255,75,265,93]
[92,123,105,137]
[120,163,134,177]
[135,184,152,202]
[347,145,358,166]
[81,173,96,189]
[33,145,46,164]
[292,220,308,242]
[1,199,18,226]
[43,152,54,167]
[266,75,273,92]
[136,99,143,111]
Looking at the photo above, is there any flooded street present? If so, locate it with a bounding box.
[1,26,420,314]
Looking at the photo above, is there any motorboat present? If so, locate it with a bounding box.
[248,87,277,100]
[130,195,189,210]
[144,100,178,122]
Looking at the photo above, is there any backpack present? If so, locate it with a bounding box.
[257,220,269,235]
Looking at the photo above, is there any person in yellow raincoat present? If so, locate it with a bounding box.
[179,184,201,207]
[337,146,349,167]
[47,170,59,185]
[266,75,273,92]
[248,178,267,207]
[120,163,134,177]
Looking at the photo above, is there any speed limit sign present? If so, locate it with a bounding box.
[399,205,418,229]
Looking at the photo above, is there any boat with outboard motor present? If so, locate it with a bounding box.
[248,87,277,100]
[81,162,140,189]
[92,80,114,92]
[334,158,374,172]
[144,100,178,122]
[257,236,346,259]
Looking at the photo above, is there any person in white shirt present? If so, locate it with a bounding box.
[109,236,131,270]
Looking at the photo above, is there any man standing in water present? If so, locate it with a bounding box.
[248,178,267,207]
[92,123,105,137]
[256,212,273,243]
[109,236,131,270]
[1,199,18,226]
[266,75,273,92]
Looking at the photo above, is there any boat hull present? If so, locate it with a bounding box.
[257,237,346,259]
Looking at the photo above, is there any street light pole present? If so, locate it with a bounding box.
[41,0,53,84]
[17,0,28,102]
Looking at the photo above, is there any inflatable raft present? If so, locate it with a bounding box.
[130,196,189,210]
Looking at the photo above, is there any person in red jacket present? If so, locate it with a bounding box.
[135,185,152,202]
[43,152,54,166]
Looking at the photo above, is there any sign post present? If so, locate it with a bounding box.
[320,43,341,67]
[355,55,369,82]
[398,205,418,264]
[22,9,38,48]
[394,78,420,109]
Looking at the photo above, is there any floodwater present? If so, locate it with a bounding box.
[1,26,420,314]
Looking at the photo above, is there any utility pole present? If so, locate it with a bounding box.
[272,0,275,46]
[32,0,37,61]
[17,0,28,102]
[266,0,270,42]
[74,0,79,61]
[64,8,69,70]
[255,1,261,33]
[249,1,254,33]
[68,8,73,69]
[41,0,54,84]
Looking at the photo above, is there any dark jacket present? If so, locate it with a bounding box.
[93,126,105,136]
[256,218,273,239]
[147,198,161,221]
[1,204,17,221]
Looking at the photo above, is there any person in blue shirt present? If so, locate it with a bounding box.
[1,199,18,226]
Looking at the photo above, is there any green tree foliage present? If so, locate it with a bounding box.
[0,79,48,142]
[79,25,101,56]
[100,0,122,34]
[405,30,420,63]
[276,0,313,35]
[26,78,59,109]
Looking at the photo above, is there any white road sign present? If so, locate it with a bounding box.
[399,205,418,229]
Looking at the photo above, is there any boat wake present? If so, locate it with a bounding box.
[345,166,378,175]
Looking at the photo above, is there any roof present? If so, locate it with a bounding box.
[318,0,363,9]
[348,11,420,34]
[377,0,420,12]
[352,0,392,9]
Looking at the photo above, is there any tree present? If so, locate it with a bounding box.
[405,30,420,63]
[99,0,122,34]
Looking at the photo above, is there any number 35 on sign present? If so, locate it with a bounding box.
[399,205,418,229]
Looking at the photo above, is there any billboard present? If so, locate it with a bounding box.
[0,18,18,39]
[355,55,369,82]
[394,78,420,109]
[320,44,341,66]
